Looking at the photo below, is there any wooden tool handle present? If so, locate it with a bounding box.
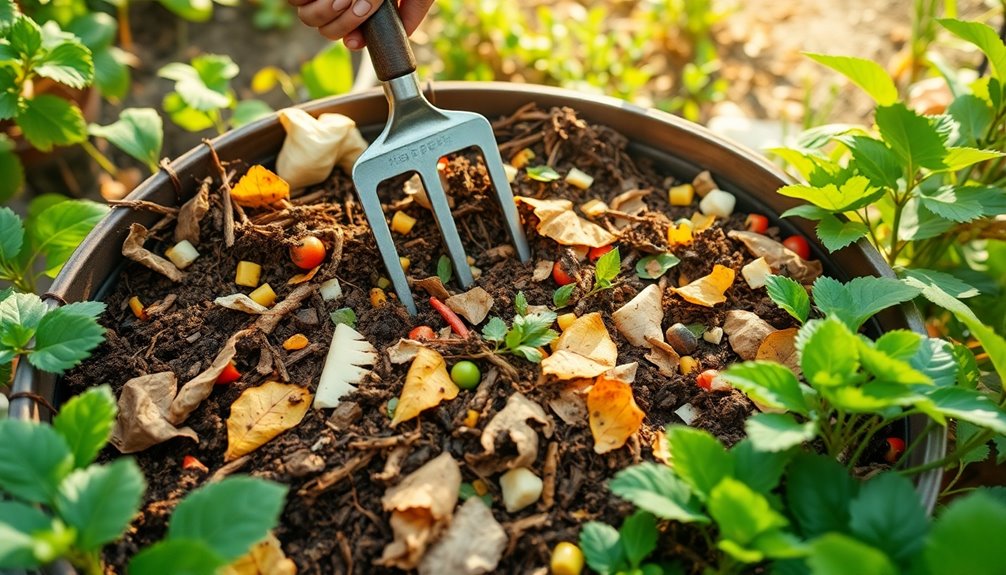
[361,0,417,82]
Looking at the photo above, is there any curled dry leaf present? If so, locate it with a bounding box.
[225,381,312,462]
[169,330,249,424]
[391,347,460,427]
[414,276,451,301]
[516,196,617,248]
[541,312,618,380]
[418,497,507,575]
[612,284,664,347]
[693,170,718,196]
[547,379,591,426]
[722,310,776,360]
[222,532,297,575]
[379,452,462,570]
[387,338,425,365]
[445,287,494,325]
[230,165,290,208]
[532,260,553,282]
[122,223,184,282]
[609,189,651,229]
[287,265,320,285]
[214,293,269,314]
[756,327,801,375]
[466,392,554,475]
[110,372,198,453]
[727,230,823,283]
[604,362,638,385]
[651,429,671,464]
[174,179,210,245]
[588,373,645,454]
[276,108,367,189]
[644,337,681,377]
[670,264,736,307]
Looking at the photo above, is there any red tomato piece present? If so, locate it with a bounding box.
[216,361,241,384]
[782,235,811,260]
[696,369,731,392]
[884,437,906,463]
[290,236,326,270]
[182,455,208,472]
[409,325,436,341]
[745,214,769,234]
[588,244,615,262]
[553,261,575,286]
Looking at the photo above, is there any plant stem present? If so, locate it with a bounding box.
[899,427,994,476]
[896,418,935,469]
[80,140,119,177]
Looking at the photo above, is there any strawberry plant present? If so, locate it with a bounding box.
[481,290,559,363]
[159,53,273,134]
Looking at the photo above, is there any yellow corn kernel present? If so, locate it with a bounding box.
[400,257,411,272]
[580,199,608,219]
[668,183,695,206]
[550,542,585,575]
[667,222,693,246]
[376,276,391,290]
[391,211,417,235]
[511,147,535,169]
[464,409,480,428]
[282,333,309,351]
[472,478,489,496]
[680,355,699,375]
[370,288,388,307]
[557,313,577,331]
[235,261,261,287]
[128,296,147,320]
[249,283,277,307]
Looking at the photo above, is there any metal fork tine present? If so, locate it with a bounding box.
[354,174,418,315]
[421,167,474,288]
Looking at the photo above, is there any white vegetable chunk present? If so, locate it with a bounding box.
[319,278,343,301]
[565,167,594,190]
[314,323,378,409]
[674,403,699,425]
[741,257,772,289]
[703,326,724,345]
[503,164,518,183]
[499,467,543,513]
[699,189,736,218]
[165,240,199,270]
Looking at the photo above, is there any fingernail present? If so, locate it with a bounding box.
[332,0,350,11]
[346,37,361,49]
[352,0,372,17]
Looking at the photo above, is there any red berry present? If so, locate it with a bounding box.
[216,361,241,384]
[552,261,575,286]
[409,325,436,341]
[782,235,811,260]
[884,437,906,463]
[745,214,769,234]
[588,244,614,262]
[290,235,326,270]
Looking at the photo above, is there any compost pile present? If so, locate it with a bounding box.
[67,104,818,574]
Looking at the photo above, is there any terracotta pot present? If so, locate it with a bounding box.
[10,83,947,521]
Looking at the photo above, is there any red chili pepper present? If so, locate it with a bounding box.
[588,244,614,262]
[430,297,470,337]
[552,261,575,286]
[216,361,241,385]
[745,214,769,234]
[409,325,436,341]
[182,455,208,473]
[884,437,906,463]
[782,235,811,260]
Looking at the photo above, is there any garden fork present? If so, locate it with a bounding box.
[352,0,531,315]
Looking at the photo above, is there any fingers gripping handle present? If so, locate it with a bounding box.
[361,0,417,82]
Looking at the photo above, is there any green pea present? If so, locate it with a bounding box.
[450,360,482,390]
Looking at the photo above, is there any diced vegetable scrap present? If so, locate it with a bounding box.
[430,296,470,337]
[221,532,296,575]
[612,284,664,348]
[699,189,736,218]
[319,278,343,301]
[128,296,148,320]
[249,283,277,307]
[329,307,357,328]
[696,369,731,392]
[510,148,535,169]
[463,409,480,428]
[445,287,494,325]
[541,312,618,380]
[703,326,724,345]
[315,323,377,409]
[224,381,311,462]
[690,211,717,233]
[527,165,561,182]
[667,221,693,246]
[674,403,700,426]
[668,183,694,206]
[235,261,261,287]
[391,210,417,235]
[275,108,366,189]
[282,334,309,351]
[417,497,506,575]
[670,264,736,307]
[216,361,241,384]
[391,347,460,427]
[230,165,290,208]
[181,455,208,473]
[692,170,718,197]
[499,467,543,512]
[722,310,777,360]
[370,288,388,307]
[516,196,617,248]
[565,167,594,190]
[679,355,699,374]
[579,199,608,219]
[742,257,773,289]
[400,257,411,272]
[587,373,645,454]
[122,223,184,282]
[466,392,554,475]
[165,240,200,270]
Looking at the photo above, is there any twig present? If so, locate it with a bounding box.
[108,199,178,215]
[299,452,375,497]
[209,455,250,482]
[203,140,235,247]
[335,532,354,575]
[8,391,58,415]
[158,158,182,196]
[346,431,420,450]
[541,441,558,509]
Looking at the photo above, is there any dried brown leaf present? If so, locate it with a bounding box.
[644,336,681,376]
[110,372,198,454]
[414,276,451,300]
[225,381,311,462]
[387,338,425,364]
[722,310,776,360]
[214,294,269,314]
[467,392,554,475]
[547,379,590,426]
[222,532,297,575]
[122,223,184,282]
[541,312,618,380]
[728,230,823,283]
[516,197,617,247]
[391,348,460,427]
[169,330,249,424]
[418,498,507,575]
[756,327,801,375]
[445,287,494,325]
[174,179,210,245]
[612,284,664,347]
[532,260,553,282]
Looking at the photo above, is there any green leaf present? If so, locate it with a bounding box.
[909,337,957,387]
[52,385,116,468]
[811,276,920,331]
[58,300,106,319]
[29,306,105,373]
[918,186,978,223]
[89,108,163,172]
[0,291,46,348]
[230,98,272,128]
[620,511,658,568]
[815,214,869,252]
[722,361,811,415]
[553,283,575,308]
[947,94,993,146]
[66,13,117,50]
[635,253,680,279]
[168,476,287,561]
[900,268,978,299]
[0,145,25,203]
[939,19,1006,80]
[300,42,353,99]
[0,500,52,568]
[0,0,16,28]
[857,338,931,386]
[481,316,507,342]
[844,135,902,190]
[512,311,558,348]
[28,198,109,277]
[92,46,131,102]
[666,426,733,500]
[329,307,356,328]
[128,538,226,575]
[0,206,24,263]
[580,521,625,575]
[777,176,883,212]
[55,458,145,550]
[709,478,788,545]
[957,421,991,465]
[159,55,236,111]
[951,342,980,389]
[808,534,897,575]
[785,454,857,538]
[919,387,1006,433]
[804,53,897,105]
[939,146,1005,172]
[925,492,1006,575]
[35,40,93,89]
[162,91,215,132]
[764,274,810,323]
[17,94,87,151]
[436,254,452,284]
[526,165,561,182]
[0,419,73,503]
[609,462,708,523]
[7,16,42,60]
[874,103,948,170]
[848,473,928,568]
[158,0,214,22]
[594,247,620,285]
[796,317,860,387]
[899,198,955,241]
[745,413,817,452]
[514,291,528,316]
[511,345,543,363]
[731,439,791,494]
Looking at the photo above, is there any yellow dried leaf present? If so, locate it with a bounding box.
[230,165,290,208]
[287,265,320,285]
[756,327,801,375]
[516,196,617,248]
[691,211,716,232]
[671,264,736,307]
[222,533,297,575]
[541,312,618,380]
[723,310,776,360]
[587,375,644,454]
[651,429,671,464]
[225,381,311,461]
[391,348,460,427]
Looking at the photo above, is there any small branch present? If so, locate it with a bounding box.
[203,139,235,247]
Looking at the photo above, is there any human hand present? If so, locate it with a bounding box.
[287,0,435,50]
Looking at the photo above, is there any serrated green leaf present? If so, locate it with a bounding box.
[230,98,272,128]
[159,55,236,112]
[436,254,452,284]
[594,247,620,285]
[815,214,869,252]
[781,204,832,222]
[89,108,163,171]
[666,426,733,500]
[939,19,1006,80]
[526,165,561,182]
[919,387,1006,433]
[7,16,42,60]
[900,268,979,299]
[874,330,922,360]
[300,42,352,99]
[0,500,52,568]
[35,40,93,89]
[919,186,1001,223]
[848,473,928,568]
[0,146,24,203]
[811,276,920,331]
[875,103,947,170]
[66,13,116,49]
[745,413,817,452]
[28,198,108,277]
[0,68,20,121]
[481,316,507,342]
[512,311,558,348]
[553,283,574,308]
[777,176,883,212]
[909,337,957,387]
[609,462,708,523]
[620,511,657,568]
[939,147,1005,172]
[514,291,528,316]
[168,476,287,561]
[785,454,857,538]
[845,135,902,190]
[0,0,16,28]
[512,345,543,363]
[947,94,993,146]
[0,419,73,503]
[764,274,810,324]
[52,385,116,468]
[329,307,356,328]
[635,253,680,279]
[17,94,87,151]
[797,317,860,387]
[898,197,955,241]
[824,381,925,413]
[58,300,106,319]
[158,0,214,22]
[925,492,1006,575]
[55,458,145,550]
[0,291,46,349]
[723,361,811,415]
[580,521,625,575]
[805,53,897,105]
[127,538,226,575]
[957,421,991,465]
[857,337,931,386]
[28,306,105,373]
[808,534,897,575]
[162,91,215,132]
[0,206,24,263]
[93,47,131,102]
[709,478,788,545]
[731,439,791,494]
[951,342,980,389]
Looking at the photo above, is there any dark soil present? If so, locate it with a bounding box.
[67,105,811,574]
